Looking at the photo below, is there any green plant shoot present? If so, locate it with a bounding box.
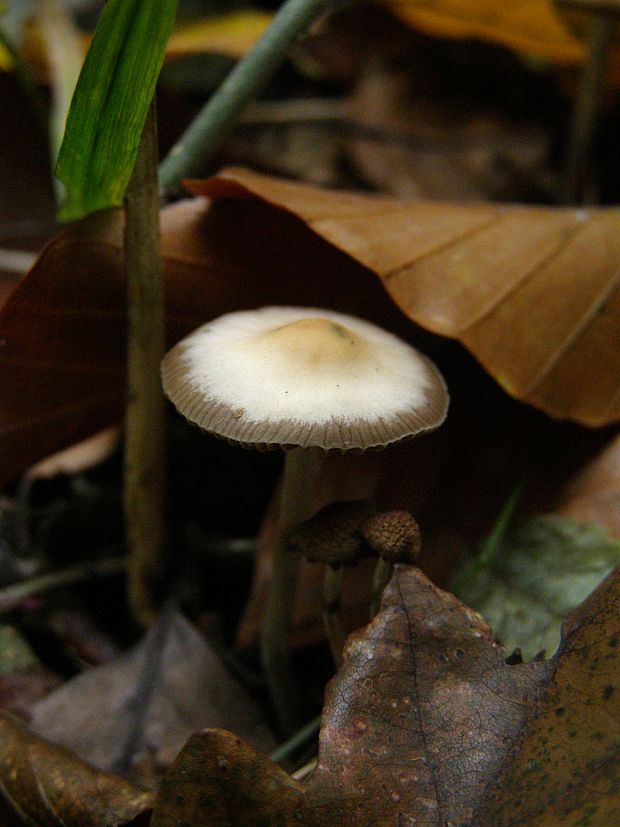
[56,0,178,221]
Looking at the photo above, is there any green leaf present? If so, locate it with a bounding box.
[56,0,178,221]
[452,515,620,660]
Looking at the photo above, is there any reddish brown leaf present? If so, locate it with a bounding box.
[555,431,620,539]
[156,565,620,825]
[0,712,153,826]
[299,566,553,826]
[0,196,408,484]
[150,728,303,827]
[190,168,620,428]
[478,566,620,826]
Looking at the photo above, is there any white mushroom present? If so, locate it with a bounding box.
[162,306,449,732]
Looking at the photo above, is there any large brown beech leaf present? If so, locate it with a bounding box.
[0,196,410,483]
[149,565,620,825]
[189,168,620,429]
[0,712,153,826]
[2,167,619,484]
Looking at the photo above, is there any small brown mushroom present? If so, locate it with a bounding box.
[289,500,375,666]
[362,511,422,616]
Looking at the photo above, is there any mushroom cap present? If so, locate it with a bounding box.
[362,511,422,564]
[161,306,449,451]
[288,500,376,566]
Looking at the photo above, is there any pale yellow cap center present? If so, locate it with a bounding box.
[262,317,367,368]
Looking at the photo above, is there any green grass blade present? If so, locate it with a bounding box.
[56,0,177,221]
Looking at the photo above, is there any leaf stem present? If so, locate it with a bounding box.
[0,555,125,613]
[158,0,335,192]
[268,713,321,764]
[477,479,526,569]
[124,102,167,625]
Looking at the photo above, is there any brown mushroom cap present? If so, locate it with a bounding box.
[161,306,449,451]
[362,511,422,564]
[288,500,376,566]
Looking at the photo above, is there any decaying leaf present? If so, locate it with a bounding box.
[0,712,153,826]
[299,566,553,825]
[390,0,584,63]
[165,11,272,60]
[555,430,620,538]
[0,626,60,720]
[0,196,407,484]
[477,565,620,826]
[452,514,620,659]
[190,168,620,427]
[154,565,619,825]
[150,728,304,827]
[30,609,274,774]
[343,67,551,202]
[2,166,618,484]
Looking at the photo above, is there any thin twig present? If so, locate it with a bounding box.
[292,757,317,780]
[0,249,36,274]
[158,0,336,191]
[111,600,177,775]
[0,556,126,613]
[269,714,322,765]
[561,13,614,204]
[239,99,540,153]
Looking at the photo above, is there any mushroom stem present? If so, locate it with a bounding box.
[370,558,394,618]
[323,564,345,668]
[261,446,323,735]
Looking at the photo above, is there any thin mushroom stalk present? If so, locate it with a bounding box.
[364,511,422,618]
[261,446,323,734]
[288,499,377,669]
[323,563,346,667]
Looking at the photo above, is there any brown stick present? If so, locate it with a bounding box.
[124,102,167,625]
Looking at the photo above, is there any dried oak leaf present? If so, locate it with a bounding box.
[477,563,620,826]
[0,712,153,826]
[189,168,620,428]
[151,564,620,825]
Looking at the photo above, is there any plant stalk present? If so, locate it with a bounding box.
[124,102,167,625]
[561,13,613,204]
[158,0,335,192]
[370,558,393,618]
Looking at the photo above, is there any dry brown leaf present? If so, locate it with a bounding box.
[152,564,620,825]
[0,195,409,484]
[150,728,304,827]
[30,609,274,774]
[555,431,620,538]
[343,67,551,202]
[390,0,584,63]
[189,168,620,428]
[476,565,620,826]
[0,712,153,826]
